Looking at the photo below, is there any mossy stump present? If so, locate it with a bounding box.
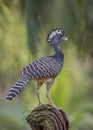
[26,104,69,130]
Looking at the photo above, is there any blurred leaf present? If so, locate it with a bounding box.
[0,102,30,130]
[26,0,53,55]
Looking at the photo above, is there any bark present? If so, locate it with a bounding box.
[26,104,69,130]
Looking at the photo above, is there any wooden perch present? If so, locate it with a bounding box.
[26,104,69,130]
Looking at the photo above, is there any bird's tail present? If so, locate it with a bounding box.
[6,76,30,100]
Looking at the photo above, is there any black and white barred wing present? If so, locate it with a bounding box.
[6,76,30,100]
[21,57,62,79]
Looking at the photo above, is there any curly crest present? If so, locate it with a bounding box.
[47,28,65,43]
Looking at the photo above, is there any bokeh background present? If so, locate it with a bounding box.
[0,0,93,130]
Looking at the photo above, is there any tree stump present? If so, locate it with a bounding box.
[26,104,69,130]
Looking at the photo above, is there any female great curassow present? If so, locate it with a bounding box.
[6,28,68,107]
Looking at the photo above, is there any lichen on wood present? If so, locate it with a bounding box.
[26,104,69,130]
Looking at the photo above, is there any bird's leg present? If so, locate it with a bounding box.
[46,79,56,107]
[36,82,43,106]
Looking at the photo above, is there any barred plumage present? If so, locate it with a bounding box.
[6,28,68,106]
[21,57,63,79]
[6,76,30,100]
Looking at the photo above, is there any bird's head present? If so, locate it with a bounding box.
[47,28,68,47]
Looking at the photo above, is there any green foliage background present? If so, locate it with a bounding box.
[0,0,93,130]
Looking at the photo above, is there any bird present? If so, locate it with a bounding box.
[6,28,68,107]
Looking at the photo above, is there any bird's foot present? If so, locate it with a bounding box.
[50,103,58,109]
[50,103,63,111]
[38,102,42,107]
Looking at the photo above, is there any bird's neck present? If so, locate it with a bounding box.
[52,45,64,62]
